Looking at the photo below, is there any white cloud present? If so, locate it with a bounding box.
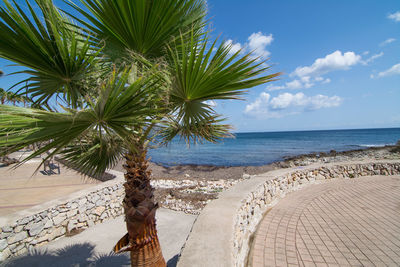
[244,92,342,118]
[285,79,303,89]
[247,32,273,58]
[362,52,384,65]
[266,76,331,91]
[267,50,373,91]
[376,63,400,78]
[224,32,274,60]
[380,38,396,46]
[388,11,400,22]
[270,92,307,110]
[244,92,271,114]
[266,84,286,91]
[224,39,242,55]
[305,94,342,110]
[292,50,362,78]
[322,78,331,84]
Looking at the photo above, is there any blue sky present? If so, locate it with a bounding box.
[0,0,399,133]
[207,0,400,132]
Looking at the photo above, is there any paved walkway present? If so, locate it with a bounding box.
[250,175,400,267]
[0,152,100,216]
[3,208,197,267]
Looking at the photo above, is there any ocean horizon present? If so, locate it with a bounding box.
[149,127,400,167]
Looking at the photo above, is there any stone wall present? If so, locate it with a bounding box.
[0,171,239,261]
[233,162,400,267]
[0,182,125,260]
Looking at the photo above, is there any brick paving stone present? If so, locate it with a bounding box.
[250,175,400,266]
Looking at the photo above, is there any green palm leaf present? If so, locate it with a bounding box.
[0,0,99,108]
[162,33,281,142]
[0,68,165,176]
[67,0,207,61]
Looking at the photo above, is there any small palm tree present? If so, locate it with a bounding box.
[0,88,6,104]
[0,0,280,266]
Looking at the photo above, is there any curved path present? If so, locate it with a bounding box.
[250,175,400,267]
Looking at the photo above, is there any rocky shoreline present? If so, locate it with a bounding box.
[136,144,400,214]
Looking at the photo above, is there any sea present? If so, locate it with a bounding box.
[148,128,400,167]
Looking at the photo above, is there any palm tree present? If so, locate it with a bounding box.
[0,0,280,266]
[0,88,6,104]
[0,71,4,104]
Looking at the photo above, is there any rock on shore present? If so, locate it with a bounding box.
[146,145,400,214]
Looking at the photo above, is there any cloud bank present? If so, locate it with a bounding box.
[291,50,361,78]
[380,38,396,46]
[224,32,273,59]
[374,63,400,78]
[244,92,342,118]
[388,11,400,22]
[267,49,384,91]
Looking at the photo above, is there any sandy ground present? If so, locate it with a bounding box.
[0,152,99,216]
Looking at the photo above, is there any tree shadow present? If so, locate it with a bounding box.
[1,243,130,267]
[167,253,179,267]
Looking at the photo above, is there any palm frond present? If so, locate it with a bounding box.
[0,68,166,176]
[0,0,99,108]
[162,33,281,143]
[67,0,207,61]
[60,133,124,178]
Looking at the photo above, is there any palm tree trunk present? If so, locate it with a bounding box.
[122,148,166,267]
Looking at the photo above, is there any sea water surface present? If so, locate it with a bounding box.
[148,128,400,167]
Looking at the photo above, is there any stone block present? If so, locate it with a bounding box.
[16,216,33,225]
[7,231,28,244]
[28,221,45,236]
[0,232,12,239]
[0,247,11,261]
[0,238,7,250]
[67,220,78,232]
[90,194,100,203]
[36,233,50,243]
[95,199,106,207]
[93,206,105,216]
[44,219,53,229]
[85,202,95,211]
[53,213,67,225]
[14,225,24,233]
[48,227,66,241]
[78,197,87,206]
[66,209,78,218]
[39,211,48,218]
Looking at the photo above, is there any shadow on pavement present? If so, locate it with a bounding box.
[167,254,179,267]
[1,243,130,267]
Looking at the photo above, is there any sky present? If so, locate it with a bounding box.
[206,0,400,132]
[0,0,399,133]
